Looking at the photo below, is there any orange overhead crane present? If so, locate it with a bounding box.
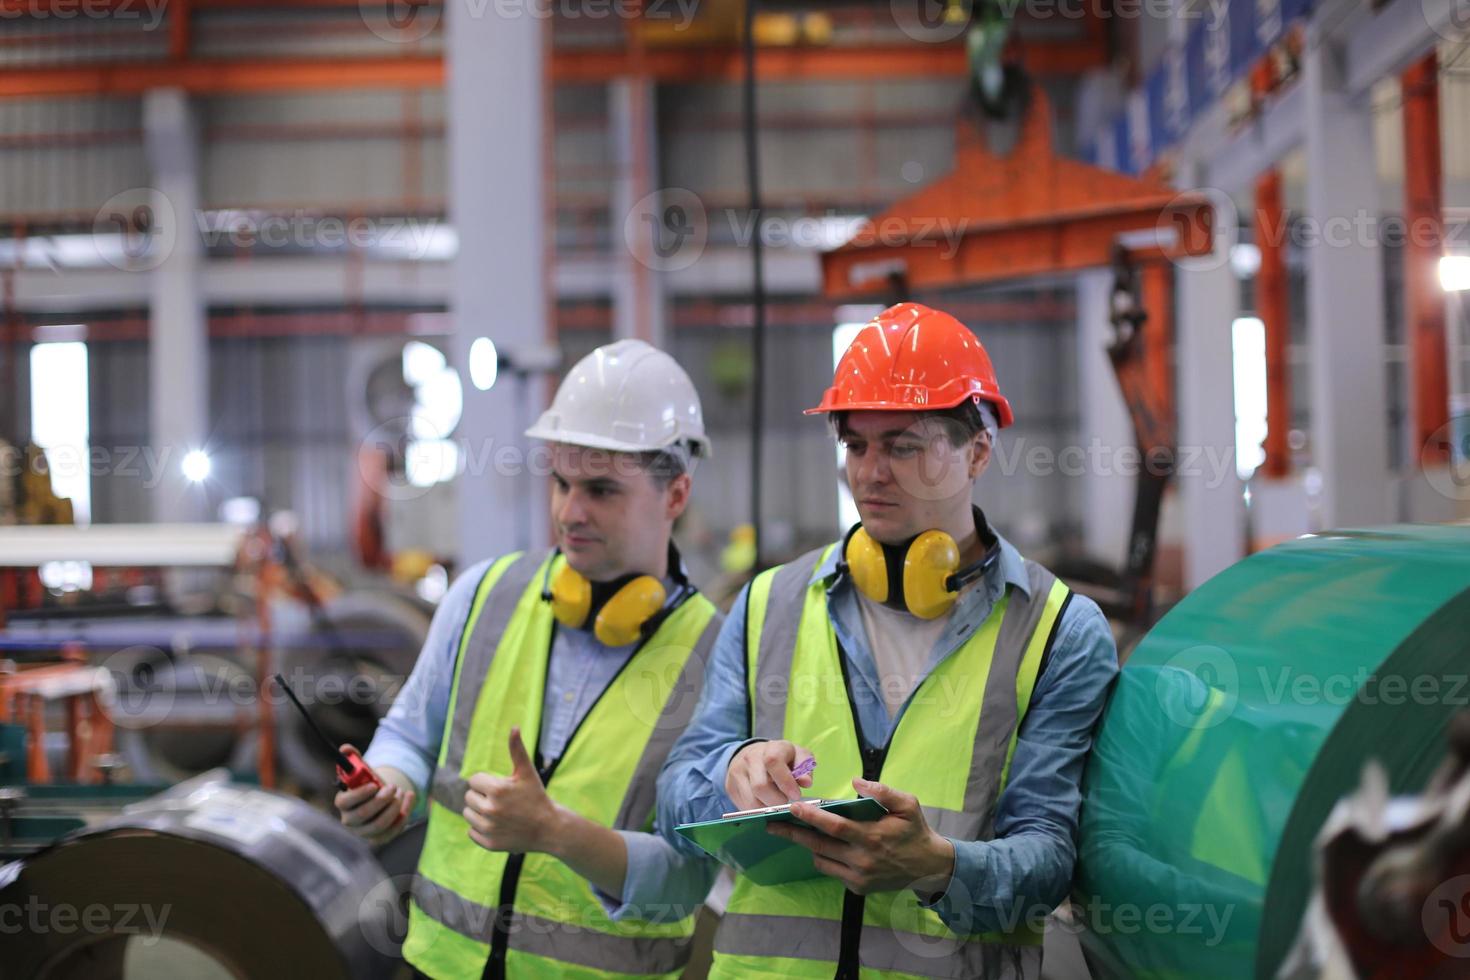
[821,92,1213,295]
[821,89,1213,627]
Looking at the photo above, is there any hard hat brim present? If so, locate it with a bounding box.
[803,391,1015,429]
[525,418,713,459]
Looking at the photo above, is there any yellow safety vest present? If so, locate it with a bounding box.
[712,545,1071,980]
[404,550,722,979]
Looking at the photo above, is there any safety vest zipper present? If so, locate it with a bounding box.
[480,623,660,980]
[483,754,558,980]
[832,639,889,980]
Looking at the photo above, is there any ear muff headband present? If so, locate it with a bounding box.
[541,544,691,646]
[589,573,667,647]
[903,529,964,620]
[842,523,891,605]
[840,522,997,620]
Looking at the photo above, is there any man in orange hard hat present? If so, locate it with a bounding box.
[658,303,1119,979]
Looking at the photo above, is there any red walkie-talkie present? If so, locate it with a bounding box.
[273,672,383,792]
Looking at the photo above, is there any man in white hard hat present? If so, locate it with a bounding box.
[335,339,723,979]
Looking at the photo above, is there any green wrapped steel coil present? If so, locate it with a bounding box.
[1075,523,1470,979]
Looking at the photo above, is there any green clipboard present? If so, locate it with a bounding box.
[675,797,888,885]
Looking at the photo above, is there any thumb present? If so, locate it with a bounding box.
[508,727,538,780]
[854,777,913,814]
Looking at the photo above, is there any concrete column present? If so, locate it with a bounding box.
[1174,170,1245,589]
[1074,269,1133,565]
[447,2,549,564]
[1301,38,1392,527]
[610,77,667,348]
[143,89,207,523]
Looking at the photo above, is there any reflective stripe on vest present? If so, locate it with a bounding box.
[716,911,1045,980]
[720,545,1071,980]
[404,550,722,980]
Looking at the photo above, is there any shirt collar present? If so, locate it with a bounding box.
[810,507,1032,599]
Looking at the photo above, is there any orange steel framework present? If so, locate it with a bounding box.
[1401,51,1450,467]
[0,645,115,784]
[1255,168,1291,478]
[0,46,997,99]
[0,0,1112,98]
[1140,262,1174,432]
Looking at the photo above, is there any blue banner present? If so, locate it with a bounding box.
[1083,0,1314,172]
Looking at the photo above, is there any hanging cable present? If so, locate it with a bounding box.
[743,0,767,571]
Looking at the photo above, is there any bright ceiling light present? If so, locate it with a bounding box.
[182,449,212,483]
[1439,255,1470,292]
[470,337,499,391]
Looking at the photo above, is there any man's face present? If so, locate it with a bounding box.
[549,443,687,581]
[839,411,986,543]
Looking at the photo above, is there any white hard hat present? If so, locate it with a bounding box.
[525,339,711,459]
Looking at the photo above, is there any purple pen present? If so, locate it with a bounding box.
[792,757,817,779]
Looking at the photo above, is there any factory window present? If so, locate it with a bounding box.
[832,313,877,531]
[30,336,91,525]
[1231,317,1268,481]
[402,340,463,488]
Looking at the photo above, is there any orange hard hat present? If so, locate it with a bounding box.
[804,302,1014,428]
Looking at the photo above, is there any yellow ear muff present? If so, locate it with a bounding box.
[548,561,593,629]
[844,526,890,605]
[902,529,962,619]
[594,575,666,647]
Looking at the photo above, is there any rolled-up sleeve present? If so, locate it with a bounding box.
[363,559,492,796]
[923,594,1119,935]
[656,585,756,858]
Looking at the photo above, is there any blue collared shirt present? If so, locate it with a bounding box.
[655,527,1119,934]
[365,555,719,922]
